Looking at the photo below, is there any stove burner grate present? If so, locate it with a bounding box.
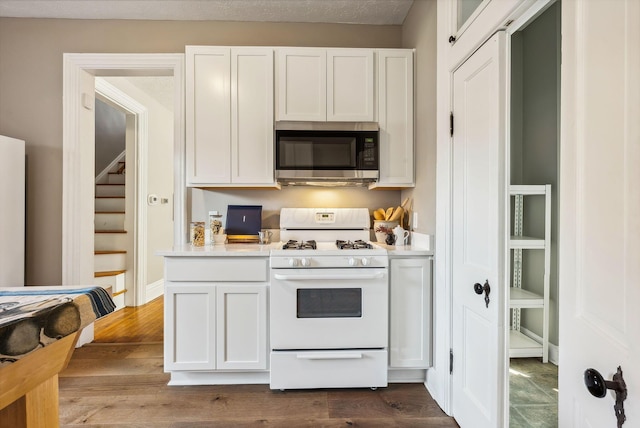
[282,240,317,250]
[335,240,373,250]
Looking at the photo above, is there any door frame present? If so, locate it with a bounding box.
[434,0,557,423]
[62,53,185,305]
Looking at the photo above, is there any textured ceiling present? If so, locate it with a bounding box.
[0,0,415,25]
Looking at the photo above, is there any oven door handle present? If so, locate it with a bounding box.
[273,272,385,281]
[296,352,363,360]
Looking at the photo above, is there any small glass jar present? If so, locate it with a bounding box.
[208,210,223,236]
[190,222,205,247]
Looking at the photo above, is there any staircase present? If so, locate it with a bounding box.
[93,159,127,310]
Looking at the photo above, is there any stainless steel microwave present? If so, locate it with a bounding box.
[275,122,379,185]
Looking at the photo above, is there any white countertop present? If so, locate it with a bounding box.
[377,244,433,257]
[158,240,433,257]
[157,242,280,257]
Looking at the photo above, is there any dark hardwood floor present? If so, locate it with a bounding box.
[59,296,458,427]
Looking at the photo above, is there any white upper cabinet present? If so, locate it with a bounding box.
[186,47,231,185]
[327,49,374,121]
[373,49,415,188]
[277,48,374,122]
[277,48,326,121]
[186,46,276,187]
[230,49,275,184]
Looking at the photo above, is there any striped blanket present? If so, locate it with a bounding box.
[0,286,116,366]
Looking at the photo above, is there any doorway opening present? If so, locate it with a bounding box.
[507,2,561,426]
[93,76,175,309]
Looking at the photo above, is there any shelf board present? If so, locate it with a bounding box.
[510,236,545,249]
[509,185,548,195]
[510,287,544,308]
[509,330,543,358]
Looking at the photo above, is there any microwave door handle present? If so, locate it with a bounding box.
[273,272,384,281]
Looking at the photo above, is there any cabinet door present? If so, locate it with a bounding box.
[376,50,414,187]
[327,49,374,121]
[186,46,231,185]
[164,283,216,370]
[216,284,268,370]
[389,257,431,368]
[231,48,275,184]
[277,48,326,121]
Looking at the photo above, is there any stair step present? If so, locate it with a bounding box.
[93,270,126,311]
[95,212,125,231]
[95,250,126,255]
[95,197,125,212]
[107,173,125,184]
[96,183,125,197]
[95,230,127,233]
[95,270,126,277]
[94,251,126,272]
[95,232,128,251]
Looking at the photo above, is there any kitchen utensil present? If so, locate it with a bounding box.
[393,226,410,246]
[373,220,399,243]
[258,230,272,244]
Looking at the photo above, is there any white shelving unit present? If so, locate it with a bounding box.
[509,184,551,362]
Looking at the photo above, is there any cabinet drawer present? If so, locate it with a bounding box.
[270,349,387,390]
[165,257,268,282]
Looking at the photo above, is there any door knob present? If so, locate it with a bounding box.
[473,280,491,308]
[584,366,627,427]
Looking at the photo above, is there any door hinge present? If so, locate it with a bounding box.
[450,112,454,137]
[449,349,453,374]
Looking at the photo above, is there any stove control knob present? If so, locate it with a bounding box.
[348,257,358,266]
[300,258,311,267]
[361,257,371,266]
[288,258,298,267]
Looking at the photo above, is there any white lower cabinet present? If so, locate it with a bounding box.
[165,283,217,371]
[389,257,432,368]
[165,282,269,372]
[163,256,269,384]
[216,284,268,370]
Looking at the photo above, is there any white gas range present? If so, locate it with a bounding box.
[269,208,389,390]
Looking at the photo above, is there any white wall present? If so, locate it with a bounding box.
[95,99,126,177]
[400,0,438,235]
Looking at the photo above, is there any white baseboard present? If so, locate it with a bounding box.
[146,278,164,303]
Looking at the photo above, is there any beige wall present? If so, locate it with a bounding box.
[401,0,438,235]
[0,18,402,285]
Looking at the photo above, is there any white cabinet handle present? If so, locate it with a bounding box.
[296,353,363,360]
[273,272,384,281]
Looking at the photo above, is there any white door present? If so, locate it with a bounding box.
[451,32,506,428]
[559,1,640,427]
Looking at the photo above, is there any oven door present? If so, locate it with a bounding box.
[270,268,388,350]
